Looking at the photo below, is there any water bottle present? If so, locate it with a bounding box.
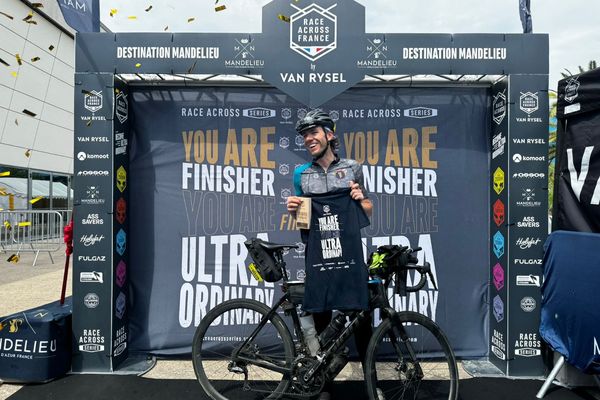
[299,313,320,356]
[319,313,347,348]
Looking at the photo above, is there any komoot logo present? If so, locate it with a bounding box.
[290,3,337,62]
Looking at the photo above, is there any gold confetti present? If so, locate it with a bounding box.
[22,109,36,117]
[0,171,10,177]
[22,12,33,21]
[81,89,93,95]
[135,63,141,68]
[163,26,168,31]
[215,5,226,12]
[18,221,32,226]
[3,221,11,229]
[0,11,14,20]
[25,20,38,24]
[86,119,92,127]
[15,54,22,66]
[7,254,20,263]
[31,3,44,8]
[128,16,137,20]
[145,5,153,12]
[48,45,55,51]
[0,58,9,67]
[0,208,3,211]
[115,88,121,94]
[29,196,43,204]
[187,17,195,23]
[277,14,290,23]
[30,56,40,62]
[10,72,17,78]
[110,8,118,17]
[24,149,31,158]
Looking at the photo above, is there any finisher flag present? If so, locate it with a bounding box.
[519,0,532,33]
[57,0,100,32]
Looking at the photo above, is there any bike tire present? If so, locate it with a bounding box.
[192,299,295,400]
[365,311,458,400]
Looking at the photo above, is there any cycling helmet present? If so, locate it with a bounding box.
[295,110,335,134]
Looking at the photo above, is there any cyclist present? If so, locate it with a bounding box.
[286,110,381,400]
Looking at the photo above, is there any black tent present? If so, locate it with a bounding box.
[553,67,600,232]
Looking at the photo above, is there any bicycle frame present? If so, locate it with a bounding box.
[229,247,429,388]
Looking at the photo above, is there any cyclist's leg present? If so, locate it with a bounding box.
[312,310,333,396]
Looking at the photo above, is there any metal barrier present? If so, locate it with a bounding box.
[0,210,64,266]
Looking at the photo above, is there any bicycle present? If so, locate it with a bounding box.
[192,238,458,400]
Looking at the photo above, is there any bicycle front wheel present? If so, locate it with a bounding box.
[365,311,458,400]
[192,299,295,400]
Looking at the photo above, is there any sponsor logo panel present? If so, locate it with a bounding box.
[116,198,127,225]
[116,261,127,288]
[115,131,128,155]
[516,274,541,287]
[242,108,276,119]
[84,293,100,309]
[492,91,507,125]
[515,237,542,250]
[80,271,103,283]
[514,259,542,266]
[357,37,398,69]
[115,92,128,123]
[115,292,126,319]
[492,263,504,291]
[492,132,505,159]
[78,328,105,353]
[77,151,110,161]
[493,231,505,259]
[81,213,104,225]
[404,107,438,119]
[520,297,537,312]
[116,166,127,192]
[516,188,542,208]
[289,3,337,62]
[493,199,505,226]
[81,186,105,205]
[564,77,580,103]
[493,295,504,323]
[514,333,541,357]
[224,37,265,69]
[493,167,505,195]
[113,326,127,357]
[116,229,127,256]
[491,330,506,360]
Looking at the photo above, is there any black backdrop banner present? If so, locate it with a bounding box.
[554,68,600,232]
[128,86,491,356]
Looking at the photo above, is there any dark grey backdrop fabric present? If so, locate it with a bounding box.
[128,86,491,356]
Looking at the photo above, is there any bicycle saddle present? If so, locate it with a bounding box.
[253,239,299,252]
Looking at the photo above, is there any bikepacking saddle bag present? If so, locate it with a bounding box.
[244,238,283,282]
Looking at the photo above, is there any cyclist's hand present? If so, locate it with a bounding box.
[349,181,365,201]
[286,196,303,213]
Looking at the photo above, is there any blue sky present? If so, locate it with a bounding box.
[101,0,600,87]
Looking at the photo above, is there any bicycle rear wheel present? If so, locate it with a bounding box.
[192,299,295,400]
[365,311,458,400]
